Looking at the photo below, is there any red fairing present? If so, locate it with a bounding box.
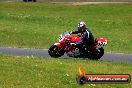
[57,35,81,52]
[59,35,81,44]
[68,35,81,43]
[54,43,62,48]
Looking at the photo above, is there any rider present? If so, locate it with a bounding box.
[70,21,95,51]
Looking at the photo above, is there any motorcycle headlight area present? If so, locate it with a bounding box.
[58,35,64,42]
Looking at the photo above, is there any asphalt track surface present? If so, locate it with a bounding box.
[0,47,132,63]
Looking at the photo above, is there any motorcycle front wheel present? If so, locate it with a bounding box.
[48,45,65,58]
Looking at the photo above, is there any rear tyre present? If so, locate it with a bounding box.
[48,45,65,58]
[91,48,104,60]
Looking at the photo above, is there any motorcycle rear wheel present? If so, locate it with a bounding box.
[91,48,104,60]
[48,45,65,58]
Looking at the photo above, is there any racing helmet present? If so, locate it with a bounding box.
[78,21,86,31]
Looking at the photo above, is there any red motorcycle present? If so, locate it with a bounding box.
[48,31,108,60]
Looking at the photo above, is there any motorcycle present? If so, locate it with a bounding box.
[48,31,108,60]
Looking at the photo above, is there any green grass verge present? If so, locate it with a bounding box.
[0,3,131,88]
[0,3,132,53]
[0,55,132,88]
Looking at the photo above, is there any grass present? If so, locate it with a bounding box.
[0,3,132,88]
[0,3,132,53]
[0,55,131,88]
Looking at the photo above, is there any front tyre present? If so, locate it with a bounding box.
[48,45,65,58]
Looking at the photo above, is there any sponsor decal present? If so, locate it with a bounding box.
[76,67,131,85]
